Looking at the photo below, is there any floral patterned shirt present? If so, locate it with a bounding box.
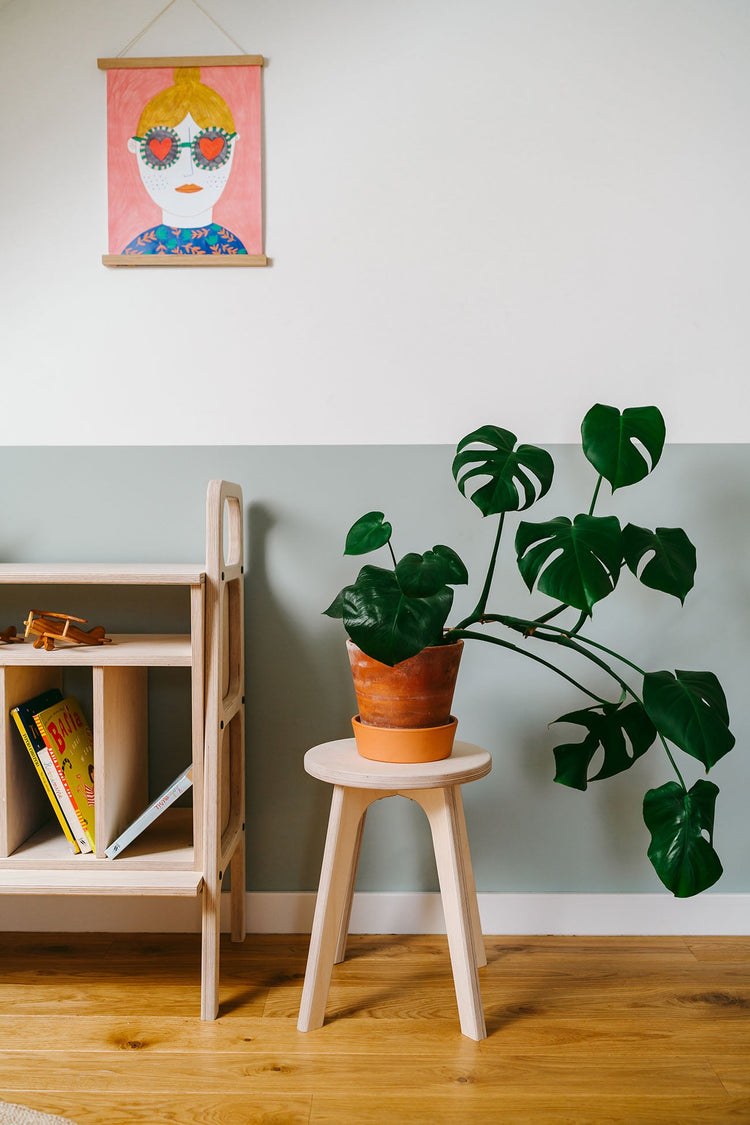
[122,223,247,255]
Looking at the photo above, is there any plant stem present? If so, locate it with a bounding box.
[588,474,603,516]
[568,610,590,637]
[659,734,687,790]
[536,623,647,678]
[455,512,505,629]
[488,613,645,678]
[387,540,397,567]
[447,628,610,704]
[454,613,689,789]
[533,604,570,626]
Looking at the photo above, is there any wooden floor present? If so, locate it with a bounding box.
[0,933,748,1124]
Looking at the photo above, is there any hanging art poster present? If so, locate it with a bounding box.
[98,55,266,266]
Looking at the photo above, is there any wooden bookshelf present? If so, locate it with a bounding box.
[0,482,245,1018]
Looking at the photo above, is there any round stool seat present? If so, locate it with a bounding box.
[304,739,492,790]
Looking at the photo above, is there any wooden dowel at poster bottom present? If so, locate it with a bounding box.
[101,255,269,268]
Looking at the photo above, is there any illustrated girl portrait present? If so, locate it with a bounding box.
[125,67,244,255]
[104,61,263,261]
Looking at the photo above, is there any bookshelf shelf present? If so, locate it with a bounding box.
[0,563,204,585]
[0,635,193,667]
[0,482,245,1018]
[0,809,197,875]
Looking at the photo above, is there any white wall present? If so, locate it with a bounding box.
[2,0,749,445]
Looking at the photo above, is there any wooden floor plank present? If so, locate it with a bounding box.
[686,937,750,962]
[310,1093,750,1125]
[0,1012,746,1056]
[0,1050,728,1095]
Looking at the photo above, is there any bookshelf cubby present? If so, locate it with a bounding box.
[0,481,245,1019]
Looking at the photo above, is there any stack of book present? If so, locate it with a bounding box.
[11,690,95,854]
[11,690,193,859]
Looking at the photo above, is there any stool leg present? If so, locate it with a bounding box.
[411,785,487,1041]
[298,786,377,1032]
[335,807,367,964]
[455,791,486,969]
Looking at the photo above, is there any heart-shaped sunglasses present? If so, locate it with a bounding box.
[133,126,237,171]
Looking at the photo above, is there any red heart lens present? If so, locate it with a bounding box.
[149,137,173,162]
[199,136,225,161]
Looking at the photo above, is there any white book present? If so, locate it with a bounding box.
[106,765,193,859]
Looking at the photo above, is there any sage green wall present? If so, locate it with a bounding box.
[0,444,746,894]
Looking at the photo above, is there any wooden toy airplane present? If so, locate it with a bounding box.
[24,610,113,651]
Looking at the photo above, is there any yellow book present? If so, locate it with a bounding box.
[34,696,95,853]
[10,688,80,854]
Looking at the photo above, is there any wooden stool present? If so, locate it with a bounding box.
[297,739,492,1041]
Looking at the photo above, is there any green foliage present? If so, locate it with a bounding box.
[553,700,656,791]
[333,564,455,667]
[643,780,722,897]
[582,404,665,491]
[325,403,735,896]
[452,426,554,515]
[622,524,696,603]
[344,511,393,556]
[516,514,623,613]
[325,540,468,666]
[643,670,735,770]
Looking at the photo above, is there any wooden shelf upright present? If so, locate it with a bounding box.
[0,480,246,1019]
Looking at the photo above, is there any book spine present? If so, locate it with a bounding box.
[34,717,95,852]
[10,709,80,854]
[34,744,92,854]
[106,769,193,859]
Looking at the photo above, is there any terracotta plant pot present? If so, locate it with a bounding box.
[347,638,463,762]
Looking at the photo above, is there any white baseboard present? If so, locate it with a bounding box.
[0,892,747,935]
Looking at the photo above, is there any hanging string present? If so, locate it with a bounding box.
[116,0,249,59]
[191,0,248,53]
[116,0,179,57]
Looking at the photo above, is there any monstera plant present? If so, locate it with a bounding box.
[325,404,735,898]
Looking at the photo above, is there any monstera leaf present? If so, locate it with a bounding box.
[643,670,735,770]
[344,511,393,555]
[396,546,468,595]
[582,404,666,491]
[515,514,623,613]
[452,426,554,516]
[643,779,723,897]
[622,523,696,603]
[553,700,657,791]
[325,548,466,665]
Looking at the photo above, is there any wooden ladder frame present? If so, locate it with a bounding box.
[201,480,247,1019]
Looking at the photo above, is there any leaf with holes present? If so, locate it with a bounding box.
[582,404,666,491]
[553,700,657,791]
[643,779,723,897]
[515,514,623,613]
[452,426,554,517]
[622,524,696,604]
[643,670,734,770]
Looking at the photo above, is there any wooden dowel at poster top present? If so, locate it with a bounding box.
[97,56,265,70]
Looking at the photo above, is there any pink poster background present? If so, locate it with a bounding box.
[106,63,262,255]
